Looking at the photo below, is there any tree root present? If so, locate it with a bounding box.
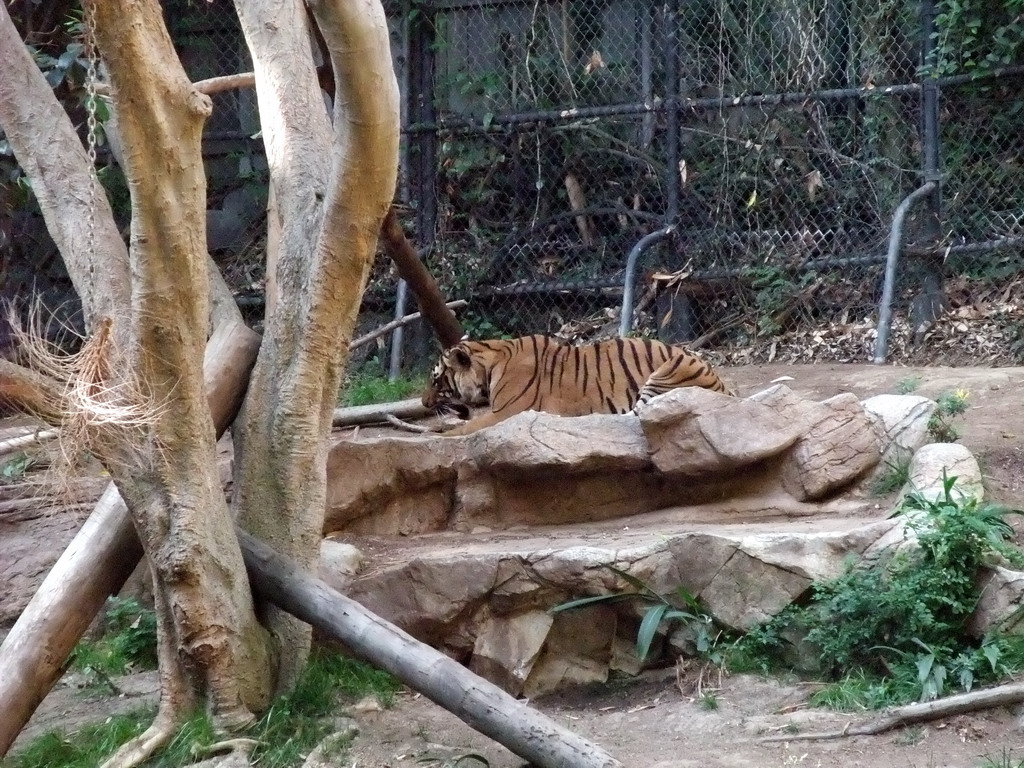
[98,710,179,768]
[192,737,259,758]
[760,681,1024,742]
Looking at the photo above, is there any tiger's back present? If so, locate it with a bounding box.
[423,334,729,435]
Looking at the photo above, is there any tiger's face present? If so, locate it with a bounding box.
[421,345,487,419]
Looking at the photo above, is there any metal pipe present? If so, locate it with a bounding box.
[388,279,409,382]
[401,64,1024,135]
[873,181,937,364]
[619,225,675,337]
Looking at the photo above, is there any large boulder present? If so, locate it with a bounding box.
[749,386,881,501]
[325,386,890,536]
[637,387,801,475]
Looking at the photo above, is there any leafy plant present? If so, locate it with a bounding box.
[0,452,36,482]
[551,565,720,663]
[927,388,970,442]
[733,475,1024,708]
[932,0,1024,77]
[894,376,921,394]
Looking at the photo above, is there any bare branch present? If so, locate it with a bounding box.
[0,359,63,422]
[352,300,467,351]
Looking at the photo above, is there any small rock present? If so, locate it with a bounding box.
[469,610,553,696]
[904,442,984,504]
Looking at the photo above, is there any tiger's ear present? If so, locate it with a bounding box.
[452,347,472,368]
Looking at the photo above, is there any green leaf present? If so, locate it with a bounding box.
[603,565,663,600]
[636,603,670,661]
[549,593,640,613]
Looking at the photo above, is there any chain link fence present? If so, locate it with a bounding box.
[381,0,1024,373]
[4,1,1022,372]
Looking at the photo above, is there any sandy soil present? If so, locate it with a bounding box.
[10,362,1024,768]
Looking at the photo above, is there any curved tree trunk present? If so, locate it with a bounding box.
[0,1,129,337]
[231,0,400,689]
[81,2,274,764]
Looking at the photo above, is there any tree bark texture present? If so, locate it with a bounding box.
[239,530,624,768]
[0,321,261,759]
[86,3,273,760]
[0,2,130,336]
[231,0,400,689]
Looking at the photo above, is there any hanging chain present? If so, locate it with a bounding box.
[82,0,100,260]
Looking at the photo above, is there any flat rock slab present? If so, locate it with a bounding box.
[333,506,904,695]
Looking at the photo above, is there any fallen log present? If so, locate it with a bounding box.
[761,681,1024,742]
[0,321,261,758]
[331,397,430,427]
[238,529,624,768]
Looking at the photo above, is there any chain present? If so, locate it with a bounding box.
[82,0,100,261]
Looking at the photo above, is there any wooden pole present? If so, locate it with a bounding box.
[238,530,624,768]
[0,321,261,758]
[380,207,465,348]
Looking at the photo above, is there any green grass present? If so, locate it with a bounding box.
[895,376,921,394]
[699,692,719,711]
[871,454,912,495]
[3,712,151,768]
[980,748,1024,768]
[4,651,400,768]
[70,597,158,685]
[340,367,426,407]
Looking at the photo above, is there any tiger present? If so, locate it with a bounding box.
[421,334,730,436]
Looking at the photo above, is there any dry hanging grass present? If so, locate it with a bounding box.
[6,301,166,498]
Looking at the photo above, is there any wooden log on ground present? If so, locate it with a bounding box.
[761,680,1024,742]
[0,428,58,458]
[332,397,430,427]
[0,321,261,758]
[238,529,624,768]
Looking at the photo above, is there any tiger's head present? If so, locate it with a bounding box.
[422,342,489,419]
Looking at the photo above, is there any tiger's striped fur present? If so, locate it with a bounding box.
[422,334,730,435]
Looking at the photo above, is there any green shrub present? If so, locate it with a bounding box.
[732,475,1024,708]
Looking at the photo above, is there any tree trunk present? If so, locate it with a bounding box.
[0,321,261,759]
[83,2,274,764]
[231,0,400,689]
[239,530,624,768]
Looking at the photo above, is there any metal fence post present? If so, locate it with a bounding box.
[910,0,945,344]
[664,0,681,222]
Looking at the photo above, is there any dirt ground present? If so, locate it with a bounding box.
[10,362,1024,768]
